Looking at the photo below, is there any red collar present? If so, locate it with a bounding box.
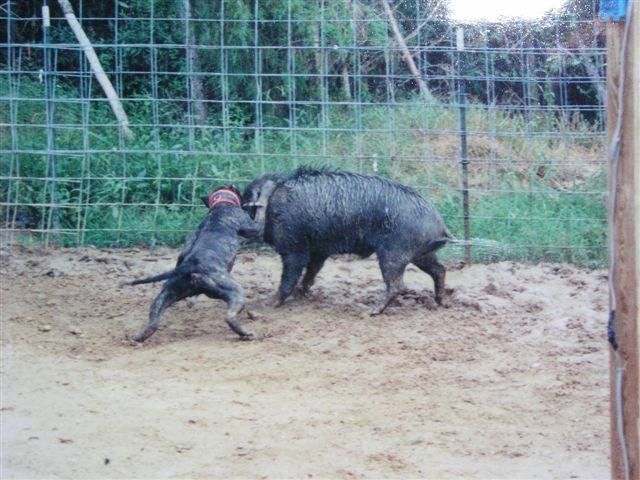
[208,189,241,209]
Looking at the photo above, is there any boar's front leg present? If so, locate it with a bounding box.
[274,252,309,306]
[300,254,328,296]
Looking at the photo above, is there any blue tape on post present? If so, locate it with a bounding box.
[599,0,628,20]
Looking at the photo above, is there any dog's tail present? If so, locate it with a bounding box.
[126,269,176,286]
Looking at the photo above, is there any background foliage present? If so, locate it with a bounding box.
[1,0,606,265]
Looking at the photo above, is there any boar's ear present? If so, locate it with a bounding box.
[200,195,210,208]
[252,179,277,224]
[256,179,277,205]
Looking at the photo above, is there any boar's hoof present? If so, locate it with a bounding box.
[436,295,451,308]
[295,287,310,298]
[239,332,255,341]
[133,333,148,343]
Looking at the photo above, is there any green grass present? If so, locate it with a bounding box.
[0,76,607,266]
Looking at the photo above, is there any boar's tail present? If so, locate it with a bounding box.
[128,269,176,286]
[444,228,508,252]
[425,226,507,253]
[425,238,450,252]
[424,226,455,252]
[444,226,454,240]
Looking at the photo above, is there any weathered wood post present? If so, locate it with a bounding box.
[603,1,639,478]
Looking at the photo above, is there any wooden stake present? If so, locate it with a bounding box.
[379,0,432,102]
[57,0,133,140]
[606,6,639,480]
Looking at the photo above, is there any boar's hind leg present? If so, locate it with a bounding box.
[196,273,254,340]
[275,252,309,306]
[371,251,409,316]
[413,253,446,306]
[300,254,327,295]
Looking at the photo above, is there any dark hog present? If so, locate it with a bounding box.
[242,167,452,315]
[124,186,263,342]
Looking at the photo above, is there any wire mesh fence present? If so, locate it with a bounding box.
[1,0,606,266]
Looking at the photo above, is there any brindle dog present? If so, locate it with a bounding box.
[125,186,262,342]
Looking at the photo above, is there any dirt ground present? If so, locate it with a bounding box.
[0,245,609,479]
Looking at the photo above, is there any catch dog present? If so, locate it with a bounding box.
[125,186,263,342]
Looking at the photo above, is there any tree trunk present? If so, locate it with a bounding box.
[379,0,432,102]
[313,22,323,92]
[182,0,207,124]
[341,62,352,100]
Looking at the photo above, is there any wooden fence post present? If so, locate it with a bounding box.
[606,3,639,479]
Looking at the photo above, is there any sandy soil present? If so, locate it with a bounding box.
[0,246,609,479]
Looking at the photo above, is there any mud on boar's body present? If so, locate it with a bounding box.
[242,167,452,314]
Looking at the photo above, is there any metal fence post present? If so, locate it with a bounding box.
[457,26,470,263]
[42,1,59,246]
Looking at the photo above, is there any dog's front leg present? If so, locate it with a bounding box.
[193,273,254,340]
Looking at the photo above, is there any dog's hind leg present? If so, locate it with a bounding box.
[185,295,199,308]
[134,283,182,342]
[194,273,254,340]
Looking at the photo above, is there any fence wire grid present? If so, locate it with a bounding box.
[1,0,607,266]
